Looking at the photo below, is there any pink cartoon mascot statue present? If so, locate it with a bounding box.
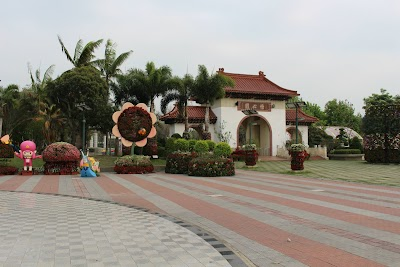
[15,141,42,172]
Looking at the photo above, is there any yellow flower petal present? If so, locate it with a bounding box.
[122,102,134,110]
[135,138,148,147]
[148,126,156,138]
[112,111,121,123]
[121,138,133,147]
[112,125,121,137]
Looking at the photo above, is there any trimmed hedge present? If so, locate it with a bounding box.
[188,157,235,177]
[0,166,18,175]
[330,149,362,154]
[175,139,189,152]
[165,152,197,174]
[205,140,215,151]
[214,142,232,158]
[194,140,209,154]
[114,155,154,174]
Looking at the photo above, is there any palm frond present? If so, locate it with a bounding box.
[57,35,74,65]
[77,39,103,67]
[42,65,55,83]
[73,39,84,64]
[160,91,180,114]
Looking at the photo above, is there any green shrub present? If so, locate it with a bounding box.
[0,143,14,158]
[114,155,154,174]
[175,139,189,152]
[330,149,362,154]
[205,140,215,151]
[214,142,232,158]
[165,137,176,155]
[188,157,235,177]
[188,140,197,151]
[171,133,182,139]
[349,137,363,152]
[157,146,166,158]
[194,140,209,154]
[165,152,197,174]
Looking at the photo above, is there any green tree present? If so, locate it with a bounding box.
[57,35,103,67]
[128,62,172,112]
[28,63,55,112]
[34,102,66,144]
[192,65,234,133]
[324,99,362,132]
[93,39,133,86]
[110,73,151,106]
[0,84,21,134]
[46,66,109,146]
[161,74,194,134]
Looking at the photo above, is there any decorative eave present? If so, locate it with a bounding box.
[286,109,319,126]
[160,106,218,125]
[218,68,299,100]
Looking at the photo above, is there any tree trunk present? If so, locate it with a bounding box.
[204,103,210,132]
[184,105,189,133]
[150,98,155,113]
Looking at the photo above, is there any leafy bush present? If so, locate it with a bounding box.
[330,149,362,154]
[157,146,166,158]
[165,137,176,155]
[364,133,400,163]
[214,142,232,158]
[175,139,189,152]
[114,155,154,174]
[171,133,182,139]
[349,137,363,152]
[42,142,80,175]
[188,157,235,177]
[206,140,215,151]
[194,140,209,154]
[0,143,14,158]
[188,140,197,151]
[165,152,197,174]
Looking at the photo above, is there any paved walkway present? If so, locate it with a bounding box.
[1,170,400,267]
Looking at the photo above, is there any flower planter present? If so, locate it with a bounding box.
[245,150,258,166]
[290,151,306,170]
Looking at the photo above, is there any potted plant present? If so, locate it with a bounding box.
[289,144,306,170]
[243,144,258,166]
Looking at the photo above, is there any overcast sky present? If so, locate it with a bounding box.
[1,0,399,114]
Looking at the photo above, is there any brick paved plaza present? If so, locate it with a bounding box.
[1,170,400,266]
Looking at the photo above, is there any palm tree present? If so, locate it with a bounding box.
[57,35,103,67]
[128,62,172,112]
[34,102,66,144]
[93,39,133,86]
[28,63,55,112]
[161,74,194,133]
[0,84,20,134]
[192,65,234,133]
[110,73,151,106]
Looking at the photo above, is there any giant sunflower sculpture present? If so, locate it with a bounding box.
[112,102,157,147]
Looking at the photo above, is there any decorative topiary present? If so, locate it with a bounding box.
[0,143,14,158]
[42,142,80,175]
[188,157,235,177]
[175,139,189,152]
[206,140,215,151]
[214,142,232,158]
[171,133,182,139]
[202,131,211,140]
[194,140,209,154]
[188,140,197,151]
[114,155,154,174]
[165,137,177,155]
[165,152,197,174]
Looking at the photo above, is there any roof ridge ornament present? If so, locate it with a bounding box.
[259,71,265,76]
[218,68,224,72]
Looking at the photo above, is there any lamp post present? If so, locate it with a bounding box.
[76,103,91,149]
[286,101,307,144]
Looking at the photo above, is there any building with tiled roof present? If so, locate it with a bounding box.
[160,68,318,156]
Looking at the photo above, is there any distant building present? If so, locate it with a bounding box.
[160,68,318,156]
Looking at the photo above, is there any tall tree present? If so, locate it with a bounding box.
[192,65,234,133]
[34,102,66,144]
[57,35,103,67]
[93,39,133,86]
[0,84,20,134]
[161,74,194,133]
[110,73,151,106]
[324,99,362,132]
[128,62,172,112]
[28,63,55,111]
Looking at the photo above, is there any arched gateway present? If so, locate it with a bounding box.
[160,68,318,157]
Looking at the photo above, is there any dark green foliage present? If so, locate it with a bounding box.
[330,149,362,154]
[165,137,176,155]
[349,137,363,152]
[171,133,182,139]
[205,140,215,151]
[194,140,209,154]
[188,140,197,151]
[157,146,166,158]
[188,157,235,177]
[165,152,197,174]
[214,142,232,158]
[175,139,189,152]
[308,126,333,147]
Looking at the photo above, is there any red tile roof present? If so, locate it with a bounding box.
[160,106,217,124]
[218,68,299,97]
[286,109,319,124]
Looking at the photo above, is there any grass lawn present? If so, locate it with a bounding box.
[236,160,400,187]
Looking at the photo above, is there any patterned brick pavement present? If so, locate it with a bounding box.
[1,170,400,267]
